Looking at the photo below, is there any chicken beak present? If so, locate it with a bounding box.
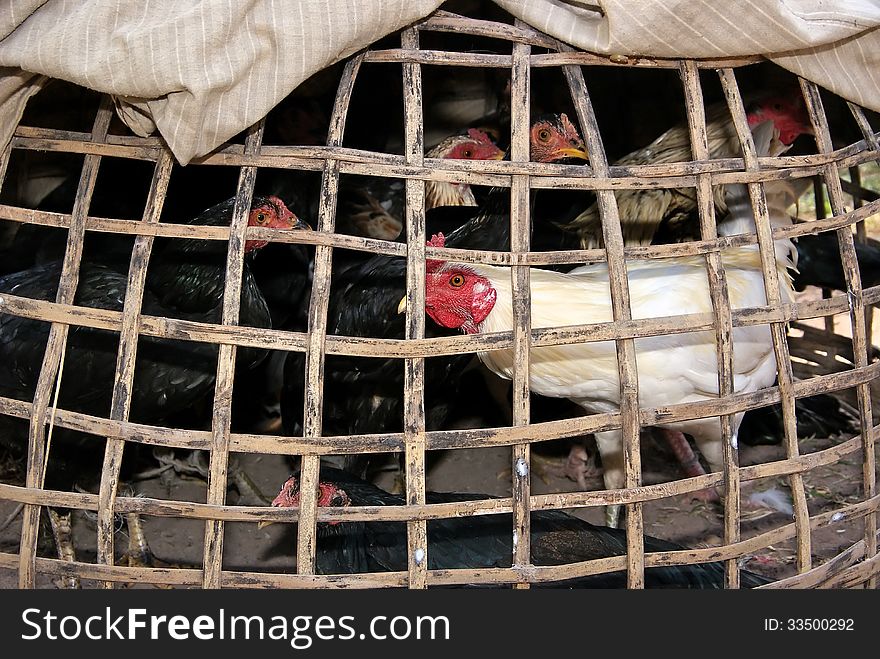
[397,296,407,315]
[257,519,275,530]
[291,215,312,231]
[557,146,588,161]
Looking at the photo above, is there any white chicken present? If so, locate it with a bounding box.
[409,122,798,526]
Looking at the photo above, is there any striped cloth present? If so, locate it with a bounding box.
[1,1,878,164]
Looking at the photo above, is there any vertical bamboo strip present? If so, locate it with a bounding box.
[0,141,12,198]
[401,26,429,590]
[801,80,876,588]
[813,178,838,341]
[297,54,365,576]
[719,69,811,573]
[509,33,532,586]
[561,57,645,589]
[202,120,265,588]
[18,97,113,588]
[678,61,739,588]
[847,103,880,371]
[96,149,173,587]
[850,166,874,336]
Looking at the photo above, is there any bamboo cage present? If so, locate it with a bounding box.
[0,6,879,589]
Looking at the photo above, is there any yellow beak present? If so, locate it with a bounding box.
[257,520,275,530]
[397,296,407,315]
[557,146,588,161]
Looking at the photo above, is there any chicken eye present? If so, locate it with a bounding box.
[256,211,267,224]
[538,128,551,142]
[449,274,465,288]
[462,149,473,158]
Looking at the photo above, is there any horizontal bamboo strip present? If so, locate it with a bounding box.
[0,553,410,588]
[10,135,163,162]
[417,10,559,48]
[14,125,164,147]
[362,48,763,70]
[762,531,880,589]
[530,51,764,69]
[821,552,880,588]
[3,493,876,588]
[3,193,878,271]
[0,275,873,363]
[1,441,873,523]
[13,127,880,186]
[1,359,874,457]
[0,554,201,586]
[424,498,880,587]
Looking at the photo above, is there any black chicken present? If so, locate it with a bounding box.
[791,232,880,293]
[0,195,310,573]
[264,466,770,588]
[280,114,588,477]
[241,130,507,434]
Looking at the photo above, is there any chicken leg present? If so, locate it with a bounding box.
[658,429,721,503]
[121,511,154,568]
[593,429,627,528]
[595,418,731,527]
[46,507,79,588]
[530,442,600,488]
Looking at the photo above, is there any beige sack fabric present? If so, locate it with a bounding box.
[496,0,880,114]
[0,1,878,164]
[0,0,445,163]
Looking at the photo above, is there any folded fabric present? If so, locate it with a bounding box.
[1,0,877,164]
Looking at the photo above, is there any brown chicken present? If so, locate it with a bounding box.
[564,93,812,249]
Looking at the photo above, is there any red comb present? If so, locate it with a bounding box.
[426,233,446,272]
[466,128,492,144]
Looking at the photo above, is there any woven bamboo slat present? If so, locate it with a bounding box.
[96,149,174,588]
[679,59,740,587]
[508,29,533,588]
[296,53,364,577]
[801,79,878,588]
[0,7,878,590]
[400,26,430,590]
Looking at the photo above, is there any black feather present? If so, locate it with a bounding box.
[0,196,301,498]
[792,232,880,292]
[294,467,770,588]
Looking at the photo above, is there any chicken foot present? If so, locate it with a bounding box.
[47,507,79,588]
[530,443,601,488]
[136,447,270,505]
[121,511,154,568]
[42,506,150,586]
[657,429,721,504]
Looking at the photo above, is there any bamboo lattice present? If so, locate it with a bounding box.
[0,8,878,589]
